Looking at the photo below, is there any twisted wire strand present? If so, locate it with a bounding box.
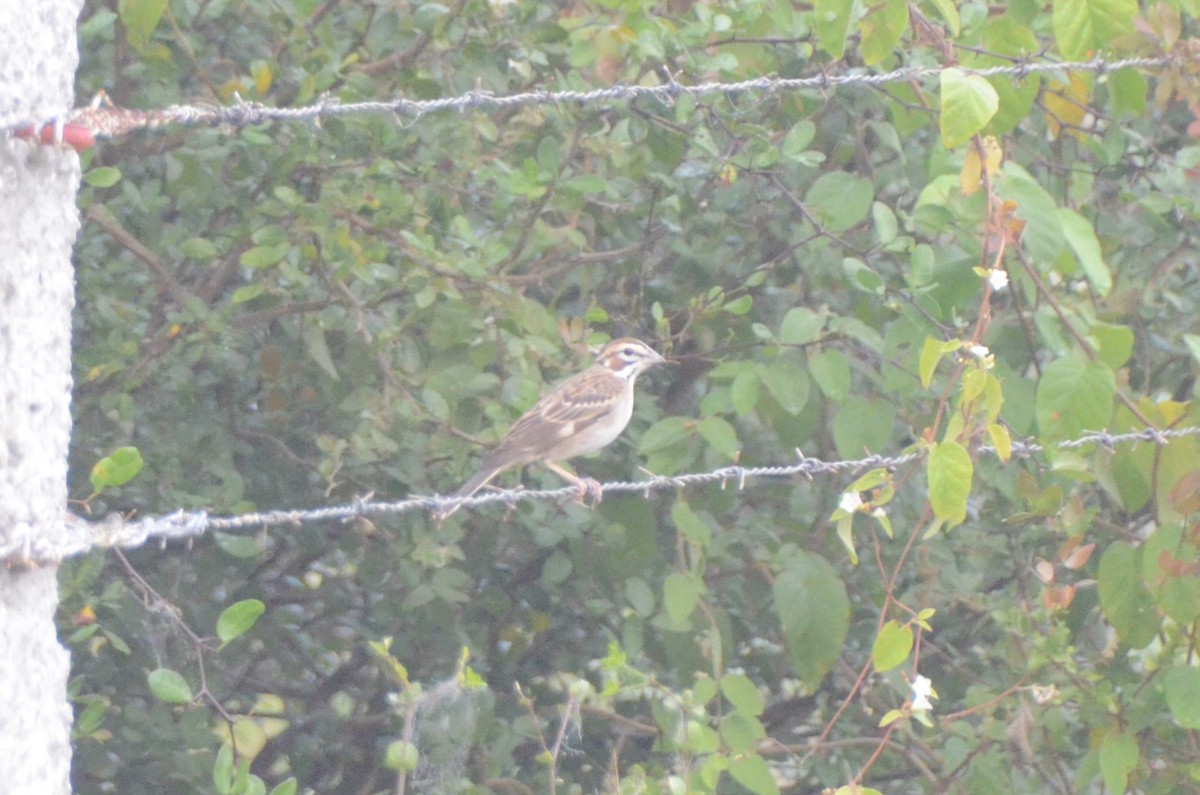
[4,426,1196,566]
[3,55,1175,140]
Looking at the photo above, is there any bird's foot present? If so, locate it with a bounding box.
[575,477,603,507]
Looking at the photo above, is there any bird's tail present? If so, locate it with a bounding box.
[434,466,503,521]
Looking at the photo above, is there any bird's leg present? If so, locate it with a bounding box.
[545,461,603,506]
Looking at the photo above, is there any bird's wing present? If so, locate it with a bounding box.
[539,368,625,425]
[480,367,622,466]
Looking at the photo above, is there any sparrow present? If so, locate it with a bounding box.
[436,337,666,519]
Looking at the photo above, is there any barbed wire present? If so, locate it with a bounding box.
[3,426,1197,568]
[1,51,1189,568]
[7,54,1176,142]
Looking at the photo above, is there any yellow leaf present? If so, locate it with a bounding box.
[1044,73,1091,141]
[988,422,1012,463]
[252,61,273,96]
[960,136,1003,196]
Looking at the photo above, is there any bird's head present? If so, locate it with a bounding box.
[595,337,667,382]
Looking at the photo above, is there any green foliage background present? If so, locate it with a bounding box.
[63,1,1200,793]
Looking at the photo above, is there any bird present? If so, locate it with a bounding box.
[436,337,666,519]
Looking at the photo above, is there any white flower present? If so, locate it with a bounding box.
[1031,684,1059,705]
[839,490,863,513]
[988,269,1009,290]
[965,344,996,370]
[910,675,936,712]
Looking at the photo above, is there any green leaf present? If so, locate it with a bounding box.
[774,551,850,687]
[1098,731,1138,795]
[239,243,290,270]
[101,628,131,655]
[872,201,898,245]
[779,307,825,346]
[693,675,719,706]
[1142,523,1200,624]
[1096,444,1152,513]
[684,720,720,754]
[809,349,852,401]
[997,167,1065,265]
[217,599,265,645]
[805,172,874,231]
[75,697,106,734]
[213,743,234,795]
[231,284,265,304]
[664,572,703,626]
[843,257,884,294]
[728,754,780,795]
[1164,666,1200,729]
[1097,542,1159,648]
[1035,357,1114,439]
[977,18,1042,133]
[180,237,219,260]
[384,740,420,771]
[849,468,889,493]
[832,395,895,460]
[268,779,298,795]
[719,711,767,754]
[1162,445,1199,527]
[1092,323,1134,369]
[872,620,914,672]
[814,0,854,58]
[940,68,1000,148]
[564,174,606,194]
[758,359,810,415]
[84,166,122,187]
[859,0,908,65]
[919,337,958,388]
[731,371,761,416]
[987,74,1042,135]
[925,0,960,35]
[1052,0,1137,61]
[988,422,1013,462]
[214,531,263,559]
[625,577,655,617]
[720,673,766,716]
[672,500,712,547]
[927,441,973,526]
[148,668,193,704]
[304,325,340,381]
[1058,209,1111,296]
[1109,67,1147,117]
[835,515,858,564]
[781,121,816,159]
[723,295,753,315]
[118,0,168,49]
[89,446,145,491]
[697,416,739,460]
[637,417,691,454]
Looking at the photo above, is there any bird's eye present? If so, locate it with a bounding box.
[623,347,635,357]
